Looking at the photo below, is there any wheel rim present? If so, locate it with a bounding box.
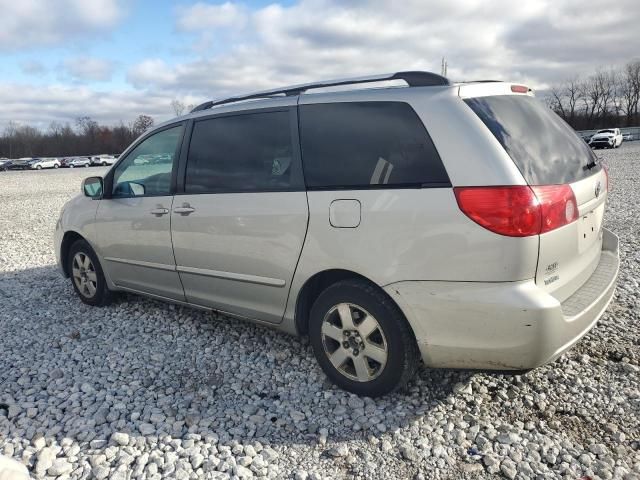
[72,252,98,298]
[321,303,388,382]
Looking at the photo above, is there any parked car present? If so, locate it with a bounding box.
[90,155,117,166]
[6,158,35,170]
[589,128,623,149]
[55,72,619,396]
[622,132,634,141]
[63,157,91,168]
[0,158,10,170]
[29,157,61,169]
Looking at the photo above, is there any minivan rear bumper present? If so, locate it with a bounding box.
[384,228,619,370]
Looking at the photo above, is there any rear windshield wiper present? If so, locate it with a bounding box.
[584,160,598,170]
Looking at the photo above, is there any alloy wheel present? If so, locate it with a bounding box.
[320,303,388,382]
[72,252,98,298]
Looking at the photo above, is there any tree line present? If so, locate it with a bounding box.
[0,115,155,159]
[547,60,640,130]
[0,100,197,159]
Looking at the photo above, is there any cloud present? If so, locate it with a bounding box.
[0,0,125,50]
[125,0,638,102]
[3,0,640,127]
[62,57,114,82]
[176,2,248,31]
[0,83,177,130]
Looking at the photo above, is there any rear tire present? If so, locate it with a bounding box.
[101,161,107,166]
[309,279,420,397]
[67,239,112,307]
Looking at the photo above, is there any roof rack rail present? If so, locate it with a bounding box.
[191,71,450,113]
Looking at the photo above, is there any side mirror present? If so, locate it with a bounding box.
[82,176,103,198]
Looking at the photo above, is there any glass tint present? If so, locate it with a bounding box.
[464,95,600,185]
[112,125,183,197]
[299,102,449,189]
[185,111,300,193]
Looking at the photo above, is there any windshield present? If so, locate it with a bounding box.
[464,95,600,185]
[597,129,615,134]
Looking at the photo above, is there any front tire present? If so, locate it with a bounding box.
[309,279,420,397]
[67,239,112,306]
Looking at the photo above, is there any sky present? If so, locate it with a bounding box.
[0,0,639,129]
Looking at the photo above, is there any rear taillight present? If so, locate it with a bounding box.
[511,85,529,93]
[531,185,578,234]
[454,185,578,237]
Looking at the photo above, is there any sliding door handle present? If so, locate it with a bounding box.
[174,203,195,215]
[150,207,169,216]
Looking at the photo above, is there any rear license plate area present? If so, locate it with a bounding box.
[578,211,600,252]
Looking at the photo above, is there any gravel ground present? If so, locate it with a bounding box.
[0,145,639,480]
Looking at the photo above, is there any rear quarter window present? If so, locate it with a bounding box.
[464,95,600,185]
[299,102,450,189]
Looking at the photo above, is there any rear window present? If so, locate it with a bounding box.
[299,102,450,189]
[465,95,600,185]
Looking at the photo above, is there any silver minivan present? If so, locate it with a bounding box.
[55,72,619,396]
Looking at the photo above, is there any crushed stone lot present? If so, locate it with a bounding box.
[0,145,639,480]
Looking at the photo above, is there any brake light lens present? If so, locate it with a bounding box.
[531,185,578,233]
[511,85,529,93]
[454,185,578,237]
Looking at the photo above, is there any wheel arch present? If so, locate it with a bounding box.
[294,269,412,338]
[59,231,87,277]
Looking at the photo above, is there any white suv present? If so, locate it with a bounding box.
[30,157,61,169]
[589,128,623,149]
[90,154,117,166]
[54,72,619,396]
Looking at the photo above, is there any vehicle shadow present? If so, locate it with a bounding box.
[0,264,483,465]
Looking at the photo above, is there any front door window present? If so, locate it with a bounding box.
[112,125,184,197]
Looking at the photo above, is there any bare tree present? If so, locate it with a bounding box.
[14,125,41,157]
[3,121,18,158]
[549,86,567,118]
[619,60,640,125]
[75,116,99,139]
[582,74,603,125]
[131,115,154,137]
[594,69,616,123]
[170,99,186,117]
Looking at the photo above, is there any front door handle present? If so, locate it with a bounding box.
[150,207,169,216]
[174,203,195,216]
